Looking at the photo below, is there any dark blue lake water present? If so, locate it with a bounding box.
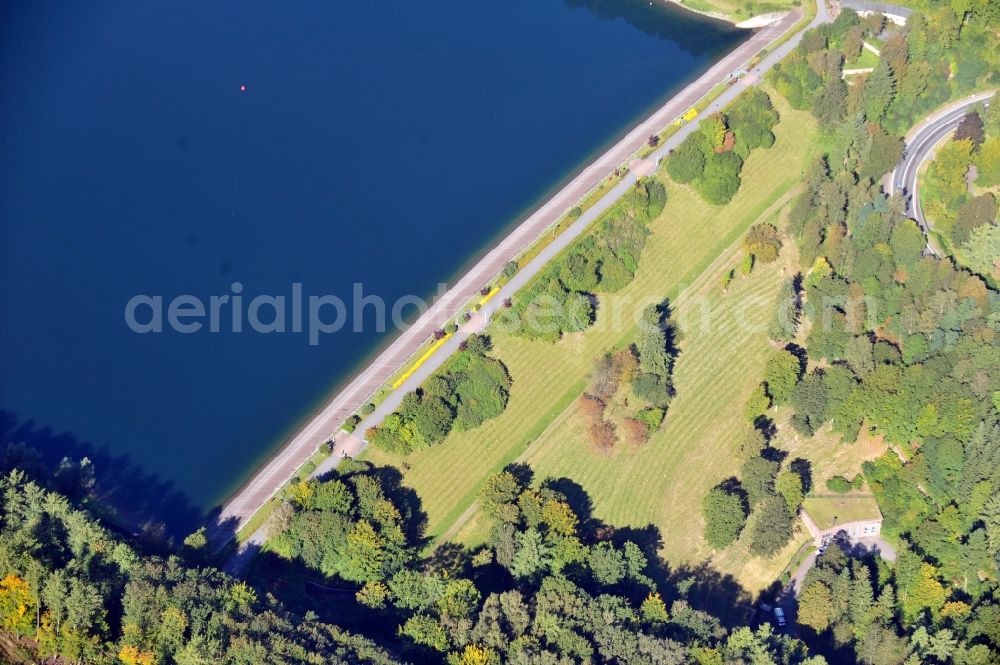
[0,0,745,532]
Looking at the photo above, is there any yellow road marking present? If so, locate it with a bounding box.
[392,333,453,389]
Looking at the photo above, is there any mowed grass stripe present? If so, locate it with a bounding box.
[525,230,795,589]
[361,92,819,581]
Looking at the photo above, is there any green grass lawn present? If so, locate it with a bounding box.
[866,36,885,51]
[846,48,880,70]
[772,411,888,490]
[362,89,823,592]
[802,495,882,531]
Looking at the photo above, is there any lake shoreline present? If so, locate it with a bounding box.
[662,0,791,28]
[663,0,736,24]
[0,0,759,535]
[211,10,803,546]
[209,4,761,516]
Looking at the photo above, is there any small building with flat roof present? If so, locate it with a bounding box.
[837,0,912,25]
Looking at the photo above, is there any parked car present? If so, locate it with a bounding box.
[774,607,787,627]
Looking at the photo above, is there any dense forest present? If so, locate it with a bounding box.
[922,98,1000,281]
[701,1,1000,661]
[3,2,1000,664]
[0,463,398,664]
[0,447,834,664]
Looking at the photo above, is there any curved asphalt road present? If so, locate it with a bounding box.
[217,0,834,577]
[889,91,995,256]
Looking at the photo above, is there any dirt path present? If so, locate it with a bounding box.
[212,4,822,560]
[429,189,800,553]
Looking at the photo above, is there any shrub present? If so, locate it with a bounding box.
[666,134,706,183]
[727,87,779,156]
[361,403,375,416]
[500,261,518,281]
[504,181,661,342]
[748,495,795,557]
[622,418,650,446]
[412,396,454,442]
[702,115,727,151]
[721,268,735,291]
[636,406,666,429]
[560,252,600,292]
[669,88,778,204]
[597,255,633,292]
[371,335,511,454]
[697,151,743,205]
[624,179,667,222]
[499,273,595,342]
[826,475,852,493]
[743,224,782,263]
[703,485,748,549]
[768,49,822,110]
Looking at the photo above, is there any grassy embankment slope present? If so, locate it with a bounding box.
[668,0,800,23]
[361,88,877,592]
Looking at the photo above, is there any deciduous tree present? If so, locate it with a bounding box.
[702,485,748,549]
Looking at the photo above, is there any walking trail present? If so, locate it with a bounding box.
[216,0,833,576]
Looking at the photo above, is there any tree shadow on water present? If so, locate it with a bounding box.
[563,0,747,58]
[0,409,205,541]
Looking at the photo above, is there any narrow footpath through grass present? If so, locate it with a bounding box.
[361,89,822,592]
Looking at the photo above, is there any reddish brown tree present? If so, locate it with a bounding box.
[588,420,617,454]
[578,394,607,421]
[622,418,649,447]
